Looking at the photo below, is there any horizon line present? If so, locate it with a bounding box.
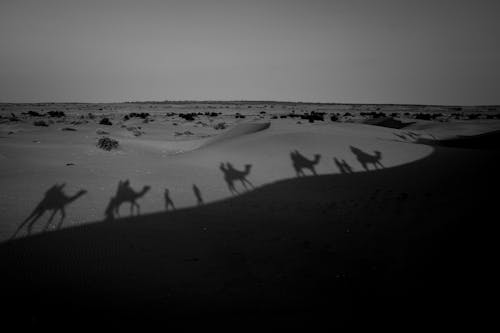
[1,100,499,108]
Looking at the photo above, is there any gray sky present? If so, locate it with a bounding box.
[1,0,499,104]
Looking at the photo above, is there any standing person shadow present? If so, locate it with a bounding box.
[349,146,384,171]
[193,184,203,205]
[219,162,254,194]
[164,188,175,211]
[105,180,150,220]
[290,150,321,177]
[334,157,354,174]
[11,183,87,238]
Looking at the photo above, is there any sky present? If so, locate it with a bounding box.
[0,0,499,104]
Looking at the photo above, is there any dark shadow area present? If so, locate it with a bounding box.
[192,184,203,205]
[350,146,384,171]
[11,184,86,239]
[1,145,498,330]
[164,188,175,211]
[333,157,353,174]
[290,150,321,177]
[363,116,415,129]
[105,180,150,220]
[219,162,254,194]
[416,129,500,150]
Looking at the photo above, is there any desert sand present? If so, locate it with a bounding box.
[1,102,499,329]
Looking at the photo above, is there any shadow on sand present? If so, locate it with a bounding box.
[219,162,254,194]
[105,180,150,220]
[1,145,499,329]
[290,150,321,177]
[11,184,86,238]
[350,146,384,171]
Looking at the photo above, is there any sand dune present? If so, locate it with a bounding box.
[0,103,499,328]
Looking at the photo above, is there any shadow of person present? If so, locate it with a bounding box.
[105,180,151,220]
[11,183,87,238]
[334,157,354,174]
[164,188,175,211]
[349,146,384,171]
[219,162,254,194]
[193,184,203,205]
[290,150,321,177]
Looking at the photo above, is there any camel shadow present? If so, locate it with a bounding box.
[333,157,354,174]
[11,183,87,238]
[290,150,321,177]
[105,180,150,220]
[219,162,254,194]
[349,146,384,171]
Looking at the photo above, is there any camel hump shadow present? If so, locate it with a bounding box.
[105,180,150,220]
[11,183,87,238]
[349,146,384,171]
[290,150,321,177]
[219,162,254,194]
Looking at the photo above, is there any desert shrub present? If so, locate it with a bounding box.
[467,113,480,120]
[34,120,49,127]
[23,111,45,117]
[414,113,432,121]
[47,111,65,118]
[213,122,226,130]
[126,126,143,137]
[128,112,150,119]
[99,118,112,125]
[97,137,119,151]
[62,127,76,131]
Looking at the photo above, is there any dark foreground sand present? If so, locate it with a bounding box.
[1,141,498,330]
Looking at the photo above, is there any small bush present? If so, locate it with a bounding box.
[34,120,49,127]
[97,137,119,151]
[47,111,65,118]
[213,122,226,130]
[99,118,112,125]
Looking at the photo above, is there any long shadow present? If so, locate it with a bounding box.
[219,162,254,194]
[2,145,499,329]
[105,180,150,220]
[192,184,203,205]
[349,146,384,171]
[11,184,87,238]
[164,188,175,211]
[290,150,321,177]
[333,157,354,174]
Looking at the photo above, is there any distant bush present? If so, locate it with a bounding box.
[61,127,77,131]
[179,113,196,121]
[97,137,119,151]
[213,122,227,130]
[99,118,112,126]
[47,111,65,118]
[414,113,432,121]
[34,120,49,127]
[23,111,45,117]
